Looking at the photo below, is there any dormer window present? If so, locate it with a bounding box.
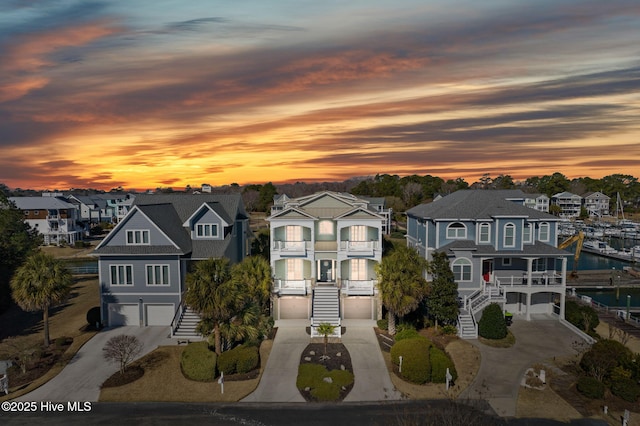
[126,230,149,245]
[447,222,466,239]
[504,223,515,247]
[196,224,218,238]
[479,223,490,243]
[539,222,550,242]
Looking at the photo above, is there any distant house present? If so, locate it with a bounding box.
[551,192,582,218]
[582,191,610,218]
[406,190,570,339]
[68,193,135,225]
[268,191,386,336]
[10,195,82,246]
[93,193,251,328]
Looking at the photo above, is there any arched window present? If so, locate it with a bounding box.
[446,222,467,239]
[504,223,515,247]
[452,258,472,281]
[479,223,490,243]
[539,222,550,242]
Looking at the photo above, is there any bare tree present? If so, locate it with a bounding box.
[103,335,143,374]
[0,338,38,374]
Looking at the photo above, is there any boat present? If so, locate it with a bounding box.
[583,240,618,254]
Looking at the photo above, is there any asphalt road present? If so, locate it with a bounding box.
[0,401,608,426]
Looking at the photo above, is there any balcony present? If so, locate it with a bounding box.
[272,240,310,256]
[339,240,378,256]
[494,272,564,292]
[273,279,309,295]
[342,279,377,296]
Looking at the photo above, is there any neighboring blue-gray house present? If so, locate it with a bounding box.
[94,193,250,328]
[406,190,570,339]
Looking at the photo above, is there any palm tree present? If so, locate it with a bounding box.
[316,322,336,361]
[376,245,429,335]
[231,256,272,315]
[185,257,239,355]
[10,252,72,346]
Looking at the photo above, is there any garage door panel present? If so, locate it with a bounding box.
[343,297,372,319]
[279,297,309,319]
[145,304,175,326]
[109,304,139,326]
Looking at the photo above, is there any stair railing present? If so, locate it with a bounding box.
[170,300,186,338]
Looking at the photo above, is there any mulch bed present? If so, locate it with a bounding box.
[5,337,73,389]
[298,343,354,402]
[101,366,144,388]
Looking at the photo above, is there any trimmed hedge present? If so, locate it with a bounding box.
[218,345,260,375]
[390,337,432,384]
[394,328,420,341]
[576,376,604,399]
[478,303,507,340]
[180,341,217,381]
[430,346,458,383]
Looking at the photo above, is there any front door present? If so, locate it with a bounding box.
[482,259,493,283]
[318,259,334,282]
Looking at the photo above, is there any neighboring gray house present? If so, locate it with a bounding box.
[551,191,582,218]
[93,193,250,328]
[406,190,570,339]
[582,191,610,218]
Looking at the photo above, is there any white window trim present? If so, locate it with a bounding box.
[503,223,516,248]
[285,225,302,242]
[539,222,550,242]
[523,223,532,243]
[196,223,219,238]
[110,264,134,286]
[452,258,472,282]
[502,258,512,266]
[286,258,303,280]
[478,223,490,243]
[351,258,367,280]
[446,222,467,239]
[146,264,170,286]
[126,229,150,245]
[350,225,367,242]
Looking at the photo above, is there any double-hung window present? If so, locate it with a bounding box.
[110,265,133,286]
[479,223,490,243]
[146,265,169,285]
[126,230,149,245]
[504,223,515,247]
[452,258,472,281]
[539,222,550,242]
[523,223,532,243]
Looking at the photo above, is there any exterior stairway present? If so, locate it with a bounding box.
[311,286,341,338]
[172,306,204,341]
[457,285,506,340]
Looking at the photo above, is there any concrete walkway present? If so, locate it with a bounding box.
[17,326,173,402]
[458,315,586,417]
[242,319,401,402]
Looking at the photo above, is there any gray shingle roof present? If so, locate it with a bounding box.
[406,190,558,221]
[438,240,569,257]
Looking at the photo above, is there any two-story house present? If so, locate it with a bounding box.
[9,195,82,246]
[406,190,571,339]
[268,191,386,336]
[93,193,250,328]
[582,191,610,218]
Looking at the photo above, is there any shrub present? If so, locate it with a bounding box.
[611,377,640,402]
[377,318,388,331]
[180,341,217,381]
[218,348,239,375]
[390,337,431,384]
[394,328,420,341]
[580,339,632,381]
[565,300,599,332]
[478,303,507,340]
[576,376,605,399]
[430,346,457,383]
[86,306,101,327]
[296,363,327,389]
[296,363,353,402]
[442,325,458,335]
[236,346,259,374]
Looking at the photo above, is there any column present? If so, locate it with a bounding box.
[527,258,533,287]
[526,292,532,321]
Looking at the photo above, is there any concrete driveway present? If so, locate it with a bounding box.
[459,315,586,417]
[17,326,173,402]
[242,319,401,402]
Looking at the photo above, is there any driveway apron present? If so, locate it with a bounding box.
[17,326,171,402]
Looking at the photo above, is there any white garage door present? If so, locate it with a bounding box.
[343,297,373,319]
[108,304,139,326]
[279,297,309,319]
[145,304,175,326]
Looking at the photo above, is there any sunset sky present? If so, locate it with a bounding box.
[1,1,639,191]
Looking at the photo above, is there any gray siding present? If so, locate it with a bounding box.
[105,210,175,247]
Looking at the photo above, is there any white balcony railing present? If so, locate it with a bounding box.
[342,279,377,295]
[273,279,309,295]
[272,241,310,255]
[494,272,563,287]
[339,240,378,255]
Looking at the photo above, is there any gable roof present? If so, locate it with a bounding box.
[406,190,559,221]
[9,196,76,210]
[268,191,381,221]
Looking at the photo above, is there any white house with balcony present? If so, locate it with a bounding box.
[406,190,571,339]
[10,196,82,246]
[551,191,582,218]
[582,191,610,218]
[268,191,385,336]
